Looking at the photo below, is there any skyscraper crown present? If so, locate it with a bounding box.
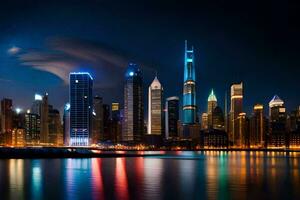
[208,89,217,102]
[269,95,284,107]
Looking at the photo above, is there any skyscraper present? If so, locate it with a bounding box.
[269,95,286,147]
[25,112,40,145]
[31,93,49,144]
[207,89,217,128]
[111,102,122,142]
[1,98,13,133]
[48,106,63,146]
[148,75,163,135]
[69,72,93,146]
[92,96,103,144]
[250,104,265,147]
[229,82,243,146]
[165,96,179,138]
[201,113,208,130]
[212,106,225,130]
[1,98,13,145]
[103,104,110,141]
[123,63,144,142]
[183,40,196,124]
[63,103,70,146]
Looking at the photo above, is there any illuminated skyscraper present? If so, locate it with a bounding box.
[148,75,163,135]
[165,96,179,138]
[31,93,49,144]
[63,103,70,146]
[207,89,217,128]
[269,95,286,147]
[123,63,144,142]
[111,102,121,142]
[250,104,265,147]
[237,112,248,147]
[229,82,243,146]
[183,40,196,124]
[103,104,110,141]
[92,96,103,144]
[69,72,93,146]
[25,112,40,144]
[201,113,208,130]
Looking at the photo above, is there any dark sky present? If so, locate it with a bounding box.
[0,0,299,117]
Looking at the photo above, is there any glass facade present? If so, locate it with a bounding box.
[69,72,93,146]
[165,96,179,138]
[183,40,196,124]
[123,63,144,142]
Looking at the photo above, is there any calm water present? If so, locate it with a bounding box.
[0,151,299,200]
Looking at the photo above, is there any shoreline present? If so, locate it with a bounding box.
[0,147,299,159]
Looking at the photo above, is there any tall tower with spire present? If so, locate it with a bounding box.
[182,40,196,124]
[148,75,163,135]
[207,89,217,128]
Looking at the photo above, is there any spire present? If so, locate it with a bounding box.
[208,89,217,102]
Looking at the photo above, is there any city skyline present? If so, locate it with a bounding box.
[0,1,300,116]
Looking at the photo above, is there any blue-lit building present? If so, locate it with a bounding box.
[69,72,93,146]
[123,63,144,142]
[182,40,197,124]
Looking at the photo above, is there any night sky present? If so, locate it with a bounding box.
[0,0,299,117]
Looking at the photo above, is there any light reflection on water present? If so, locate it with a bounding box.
[0,151,299,199]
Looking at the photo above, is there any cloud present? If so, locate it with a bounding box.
[8,46,21,55]
[16,37,155,90]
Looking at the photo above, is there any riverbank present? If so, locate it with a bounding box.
[0,147,299,158]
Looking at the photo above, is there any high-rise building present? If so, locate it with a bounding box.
[182,40,196,124]
[92,96,103,144]
[63,103,70,146]
[111,102,121,142]
[237,112,248,147]
[103,104,111,141]
[229,82,243,146]
[24,112,40,145]
[212,106,225,130]
[250,104,265,147]
[269,95,286,147]
[1,98,13,133]
[48,106,63,146]
[201,113,208,130]
[165,96,179,139]
[207,89,217,128]
[12,128,25,147]
[148,75,163,135]
[69,72,93,146]
[123,63,144,142]
[31,93,49,144]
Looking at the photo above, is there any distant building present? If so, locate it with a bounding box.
[148,75,163,135]
[103,104,110,141]
[32,93,49,144]
[111,102,122,143]
[229,82,243,146]
[269,95,287,147]
[69,72,93,146]
[25,112,40,145]
[92,96,103,144]
[63,103,70,146]
[48,106,63,146]
[182,40,197,124]
[165,96,179,138]
[200,129,228,148]
[1,98,13,145]
[212,106,225,130]
[250,104,265,147]
[201,113,208,130]
[123,63,144,143]
[12,128,25,147]
[237,112,249,148]
[207,89,217,128]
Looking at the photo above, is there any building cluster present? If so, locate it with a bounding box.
[1,41,300,149]
[0,94,63,147]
